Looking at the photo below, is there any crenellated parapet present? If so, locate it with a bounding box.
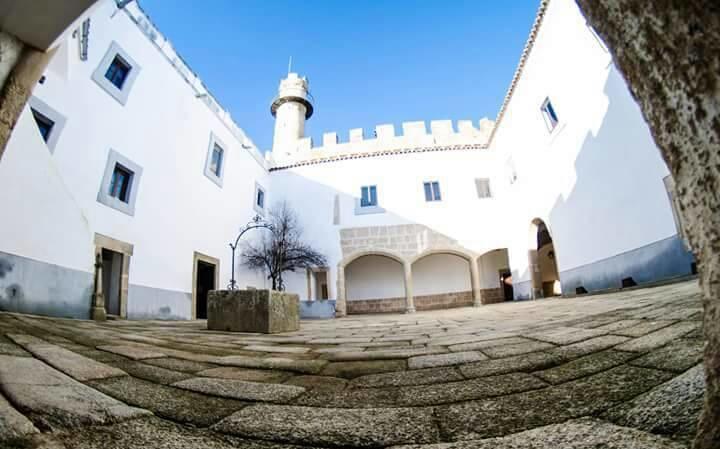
[268,118,494,167]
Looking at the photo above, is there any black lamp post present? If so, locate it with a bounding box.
[228,214,274,290]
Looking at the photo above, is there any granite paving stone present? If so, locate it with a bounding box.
[16,342,127,381]
[109,360,192,385]
[284,375,349,391]
[438,365,673,440]
[534,350,637,384]
[0,392,39,442]
[612,320,676,337]
[615,322,699,352]
[351,366,463,388]
[459,351,565,379]
[447,336,532,353]
[212,404,440,447]
[396,372,548,406]
[321,360,407,378]
[408,351,487,370]
[481,340,556,358]
[172,377,306,403]
[389,418,687,449]
[629,338,704,372]
[243,345,311,354]
[322,347,447,362]
[196,367,293,383]
[216,356,327,374]
[143,356,217,373]
[548,335,629,359]
[96,344,167,360]
[0,355,149,429]
[603,364,705,441]
[88,376,245,427]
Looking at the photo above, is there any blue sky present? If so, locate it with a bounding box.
[139,0,539,151]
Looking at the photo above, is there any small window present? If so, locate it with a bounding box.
[423,181,441,202]
[541,97,559,132]
[204,133,226,187]
[104,55,131,89]
[109,164,133,203]
[475,178,492,198]
[254,183,266,214]
[97,149,143,216]
[31,109,54,142]
[92,42,141,105]
[360,185,378,207]
[209,144,223,177]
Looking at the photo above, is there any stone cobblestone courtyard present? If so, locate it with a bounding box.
[0,280,705,448]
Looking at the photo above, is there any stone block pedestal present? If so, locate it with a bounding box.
[207,289,300,333]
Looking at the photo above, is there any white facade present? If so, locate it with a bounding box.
[0,0,694,320]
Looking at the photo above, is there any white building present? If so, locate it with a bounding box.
[0,0,694,320]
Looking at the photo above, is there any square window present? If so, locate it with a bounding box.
[109,164,133,203]
[31,109,54,142]
[27,96,67,154]
[541,97,559,132]
[209,144,223,177]
[204,133,226,187]
[423,181,441,202]
[104,55,131,89]
[92,42,141,105]
[254,183,266,214]
[475,178,492,198]
[360,185,378,207]
[97,149,143,216]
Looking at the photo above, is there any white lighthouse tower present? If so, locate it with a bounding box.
[270,72,313,158]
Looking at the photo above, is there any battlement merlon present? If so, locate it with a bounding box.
[271,117,495,165]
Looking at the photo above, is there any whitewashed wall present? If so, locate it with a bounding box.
[490,0,683,296]
[0,0,269,318]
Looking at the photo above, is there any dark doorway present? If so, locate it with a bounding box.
[195,260,216,319]
[500,270,514,301]
[101,248,122,316]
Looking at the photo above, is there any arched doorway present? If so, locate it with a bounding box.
[478,249,513,303]
[529,219,561,299]
[345,254,406,314]
[411,252,473,310]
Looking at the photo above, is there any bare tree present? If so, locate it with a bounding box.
[241,201,327,291]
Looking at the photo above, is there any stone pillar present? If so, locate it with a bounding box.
[335,266,347,317]
[403,262,415,313]
[573,2,719,447]
[470,258,482,306]
[90,252,106,321]
[528,249,542,299]
[0,34,55,161]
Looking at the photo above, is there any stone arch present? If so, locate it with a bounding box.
[336,249,410,316]
[410,248,479,310]
[528,218,561,299]
[477,248,513,303]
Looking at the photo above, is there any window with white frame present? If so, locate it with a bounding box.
[204,133,226,187]
[360,185,378,207]
[475,178,492,198]
[97,149,143,216]
[423,181,441,202]
[28,96,67,154]
[92,42,141,105]
[254,183,266,214]
[540,97,559,132]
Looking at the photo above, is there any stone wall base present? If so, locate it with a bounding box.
[347,291,473,314]
[480,287,505,304]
